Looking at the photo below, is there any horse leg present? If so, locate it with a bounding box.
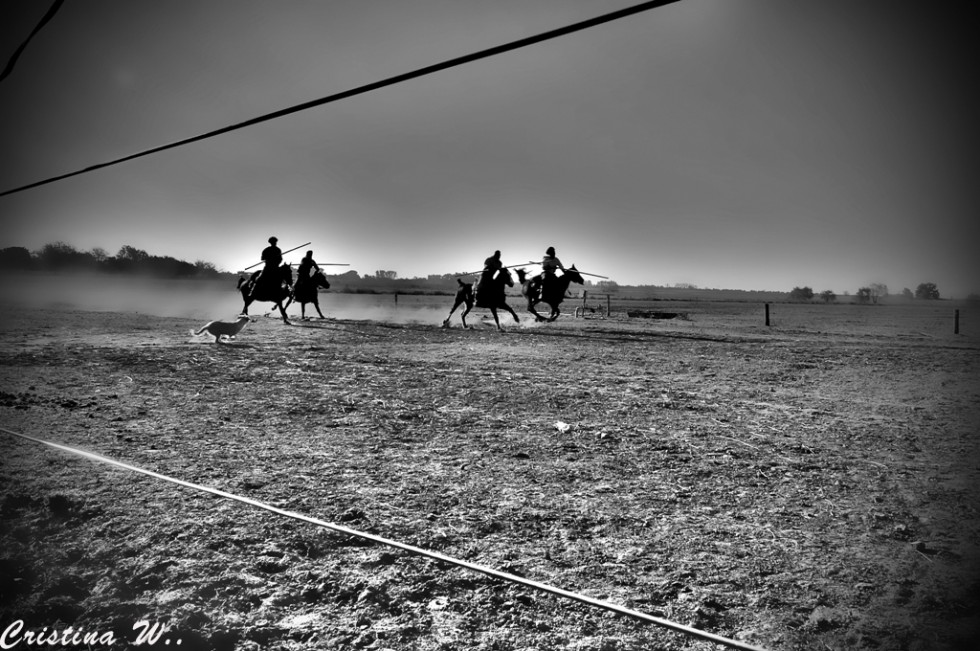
[443,299,462,327]
[460,301,473,328]
[549,304,561,322]
[527,300,546,322]
[313,299,325,319]
[502,302,520,323]
[275,300,291,324]
[490,307,502,331]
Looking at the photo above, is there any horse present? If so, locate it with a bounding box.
[237,263,293,323]
[284,269,330,319]
[442,267,520,331]
[516,265,586,322]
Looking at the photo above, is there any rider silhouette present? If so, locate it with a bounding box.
[477,251,504,300]
[262,237,283,271]
[249,236,284,296]
[294,250,321,294]
[534,246,565,298]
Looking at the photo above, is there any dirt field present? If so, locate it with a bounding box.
[1,300,978,651]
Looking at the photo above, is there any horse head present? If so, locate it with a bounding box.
[515,268,528,285]
[499,267,514,288]
[280,263,293,286]
[563,265,585,286]
[313,270,330,290]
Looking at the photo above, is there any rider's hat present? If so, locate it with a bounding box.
[546,246,555,256]
[269,236,278,244]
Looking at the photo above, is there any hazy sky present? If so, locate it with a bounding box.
[1,1,977,295]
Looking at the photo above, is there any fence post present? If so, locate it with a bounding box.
[765,303,770,327]
[395,292,398,306]
[955,309,960,334]
[607,294,611,317]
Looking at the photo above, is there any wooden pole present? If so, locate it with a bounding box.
[955,309,960,334]
[607,294,611,316]
[765,303,770,327]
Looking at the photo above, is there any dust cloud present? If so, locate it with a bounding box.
[0,273,541,328]
[0,272,243,320]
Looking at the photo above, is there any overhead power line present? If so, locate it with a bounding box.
[0,0,66,84]
[0,0,682,198]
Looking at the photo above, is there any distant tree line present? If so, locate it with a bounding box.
[0,243,222,279]
[790,282,944,303]
[2,243,960,300]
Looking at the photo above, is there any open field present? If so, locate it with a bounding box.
[1,279,978,650]
[2,272,972,341]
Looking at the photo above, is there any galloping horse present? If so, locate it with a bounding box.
[284,269,330,319]
[517,265,585,322]
[237,263,293,323]
[442,267,520,331]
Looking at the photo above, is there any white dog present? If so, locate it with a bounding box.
[191,315,253,343]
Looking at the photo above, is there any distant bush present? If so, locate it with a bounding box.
[870,283,888,304]
[789,286,814,302]
[0,246,33,270]
[9,241,230,279]
[915,282,940,300]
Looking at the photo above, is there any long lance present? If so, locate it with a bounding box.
[460,263,532,276]
[286,262,350,268]
[243,242,312,271]
[523,261,609,280]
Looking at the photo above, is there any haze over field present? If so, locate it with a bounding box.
[2,1,977,295]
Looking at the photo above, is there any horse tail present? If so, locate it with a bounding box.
[191,326,207,336]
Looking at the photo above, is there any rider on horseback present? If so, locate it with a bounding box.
[533,246,565,300]
[262,237,283,270]
[249,236,284,297]
[294,250,321,294]
[477,250,503,298]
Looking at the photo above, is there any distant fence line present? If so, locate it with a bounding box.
[761,302,966,336]
[381,291,968,335]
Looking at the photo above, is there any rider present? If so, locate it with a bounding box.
[262,237,283,271]
[249,236,284,295]
[477,250,504,299]
[294,250,321,293]
[535,246,565,298]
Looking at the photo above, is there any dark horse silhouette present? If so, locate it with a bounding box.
[284,269,330,319]
[237,263,293,323]
[516,265,585,322]
[442,267,520,331]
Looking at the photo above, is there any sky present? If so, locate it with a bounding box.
[1,1,978,295]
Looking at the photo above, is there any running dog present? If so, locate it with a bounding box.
[191,315,253,343]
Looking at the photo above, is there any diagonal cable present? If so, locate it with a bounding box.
[1,426,771,651]
[0,0,682,198]
[0,0,66,83]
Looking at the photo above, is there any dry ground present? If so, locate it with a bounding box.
[1,305,978,650]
